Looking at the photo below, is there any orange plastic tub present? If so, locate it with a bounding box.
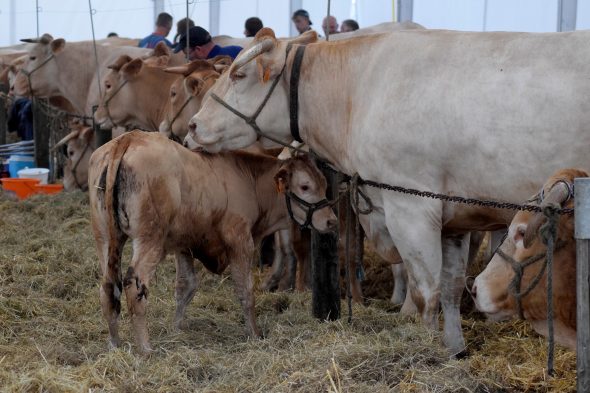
[0,178,41,199]
[34,183,64,195]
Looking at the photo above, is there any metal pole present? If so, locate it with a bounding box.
[186,0,190,63]
[557,0,577,32]
[209,0,220,37]
[153,0,165,23]
[311,159,341,321]
[35,0,39,37]
[574,177,590,392]
[326,0,331,41]
[396,0,413,23]
[32,98,50,169]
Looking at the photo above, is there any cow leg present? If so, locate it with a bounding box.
[382,198,443,331]
[441,232,470,356]
[174,251,197,330]
[124,246,164,354]
[391,263,407,305]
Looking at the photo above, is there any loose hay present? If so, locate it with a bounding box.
[0,191,576,392]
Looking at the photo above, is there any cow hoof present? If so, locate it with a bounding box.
[137,344,155,356]
[107,337,121,350]
[174,319,188,331]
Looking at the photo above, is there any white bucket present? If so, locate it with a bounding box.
[18,167,49,185]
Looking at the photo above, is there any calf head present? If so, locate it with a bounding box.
[274,154,337,233]
[14,34,65,97]
[94,55,178,130]
[159,56,231,142]
[472,168,583,321]
[54,122,95,191]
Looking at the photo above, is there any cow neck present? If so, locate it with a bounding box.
[58,44,102,115]
[291,41,352,172]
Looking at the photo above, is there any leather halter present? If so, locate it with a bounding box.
[285,190,335,230]
[21,54,55,96]
[101,79,129,128]
[209,44,307,150]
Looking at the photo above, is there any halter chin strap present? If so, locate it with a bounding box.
[209,43,308,152]
[284,190,335,230]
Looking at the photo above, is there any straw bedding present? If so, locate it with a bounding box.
[0,191,576,392]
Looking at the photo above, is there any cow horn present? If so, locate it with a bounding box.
[164,60,213,76]
[231,38,275,72]
[20,33,54,44]
[522,180,571,248]
[51,130,80,151]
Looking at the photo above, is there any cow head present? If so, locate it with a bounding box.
[472,168,582,321]
[159,56,230,141]
[14,34,65,97]
[274,154,337,233]
[94,55,178,130]
[185,28,318,152]
[53,122,95,191]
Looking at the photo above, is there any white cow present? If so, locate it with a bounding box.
[184,28,590,355]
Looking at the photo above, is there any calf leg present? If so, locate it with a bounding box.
[97,233,126,350]
[174,251,197,329]
[261,231,286,291]
[124,245,165,354]
[277,229,297,291]
[441,232,470,356]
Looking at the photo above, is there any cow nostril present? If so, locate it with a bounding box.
[327,218,337,230]
[183,141,188,148]
[471,284,477,298]
[188,122,196,132]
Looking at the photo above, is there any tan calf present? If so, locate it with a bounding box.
[88,131,336,353]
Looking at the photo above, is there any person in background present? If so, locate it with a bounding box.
[174,26,242,60]
[244,17,263,37]
[291,9,313,35]
[138,12,173,49]
[107,32,119,38]
[173,17,195,46]
[340,19,360,33]
[322,15,339,37]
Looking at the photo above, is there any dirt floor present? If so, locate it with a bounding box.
[0,191,576,392]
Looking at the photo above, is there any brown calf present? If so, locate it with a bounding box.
[88,131,336,353]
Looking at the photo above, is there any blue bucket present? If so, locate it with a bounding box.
[8,155,35,178]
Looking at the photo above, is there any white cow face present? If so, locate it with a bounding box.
[14,34,65,98]
[186,29,318,153]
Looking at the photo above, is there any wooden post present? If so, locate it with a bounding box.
[92,105,112,148]
[574,177,590,392]
[311,160,340,321]
[32,97,50,168]
[0,84,8,146]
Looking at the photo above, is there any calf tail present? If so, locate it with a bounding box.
[104,134,133,291]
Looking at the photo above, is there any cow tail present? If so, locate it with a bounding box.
[104,135,132,297]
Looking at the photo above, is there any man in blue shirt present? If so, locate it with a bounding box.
[138,12,174,49]
[174,26,242,60]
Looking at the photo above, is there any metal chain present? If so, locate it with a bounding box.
[316,161,574,216]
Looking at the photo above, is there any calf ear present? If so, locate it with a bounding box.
[121,58,143,79]
[50,38,66,54]
[184,76,204,97]
[150,55,170,67]
[274,168,289,193]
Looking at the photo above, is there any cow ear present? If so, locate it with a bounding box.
[151,41,171,57]
[151,55,170,67]
[184,76,204,97]
[121,58,143,79]
[274,167,289,193]
[80,127,94,143]
[208,55,232,73]
[50,38,66,54]
[108,55,132,71]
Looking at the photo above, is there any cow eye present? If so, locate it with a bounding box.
[231,72,246,81]
[170,90,176,97]
[105,83,111,90]
[29,56,36,61]
[300,185,309,192]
